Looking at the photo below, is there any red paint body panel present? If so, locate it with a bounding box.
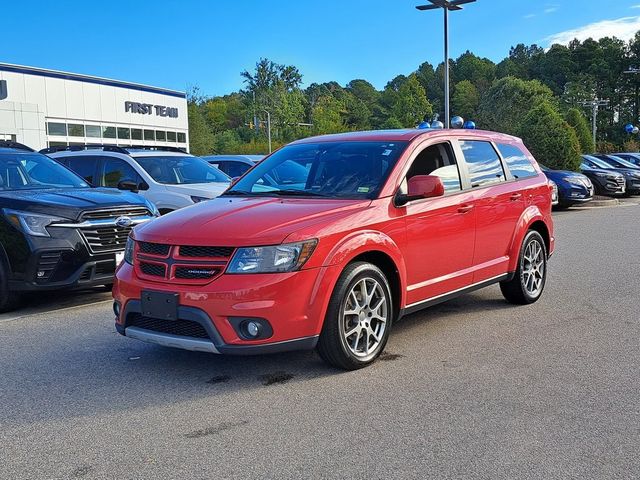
[114,129,554,352]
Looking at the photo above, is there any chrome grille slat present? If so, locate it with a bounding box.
[81,207,151,221]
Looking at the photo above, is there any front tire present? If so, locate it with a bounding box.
[317,262,393,370]
[500,230,547,305]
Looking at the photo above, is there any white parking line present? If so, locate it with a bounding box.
[0,299,113,324]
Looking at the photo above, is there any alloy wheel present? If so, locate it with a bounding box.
[521,239,545,297]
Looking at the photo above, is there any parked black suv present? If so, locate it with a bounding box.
[0,142,157,312]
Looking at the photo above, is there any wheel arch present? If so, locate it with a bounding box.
[508,206,552,272]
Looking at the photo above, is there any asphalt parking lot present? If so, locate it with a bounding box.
[1,203,639,480]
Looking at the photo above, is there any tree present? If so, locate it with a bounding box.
[311,95,347,135]
[477,77,554,134]
[385,74,432,128]
[452,51,496,92]
[452,80,480,120]
[565,108,595,153]
[188,102,214,156]
[519,101,582,171]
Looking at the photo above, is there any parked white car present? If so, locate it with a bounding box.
[46,146,230,214]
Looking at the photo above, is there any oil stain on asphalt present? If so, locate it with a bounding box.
[379,351,404,361]
[184,421,249,439]
[258,371,295,386]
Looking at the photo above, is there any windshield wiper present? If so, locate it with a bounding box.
[271,189,328,197]
[220,190,262,196]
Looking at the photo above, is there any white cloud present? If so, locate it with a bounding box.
[544,6,559,13]
[524,13,536,19]
[631,4,640,8]
[546,16,640,45]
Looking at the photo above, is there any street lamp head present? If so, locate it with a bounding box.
[416,0,476,11]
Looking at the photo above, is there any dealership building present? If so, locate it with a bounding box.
[0,62,188,151]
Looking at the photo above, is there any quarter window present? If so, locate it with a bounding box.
[459,140,505,188]
[65,156,99,184]
[497,143,536,179]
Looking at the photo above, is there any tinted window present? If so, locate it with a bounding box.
[144,130,155,141]
[177,132,186,143]
[66,156,99,184]
[460,141,505,188]
[117,127,130,140]
[0,152,88,190]
[224,161,252,178]
[47,122,67,136]
[131,129,143,141]
[103,126,116,139]
[406,142,461,193]
[102,158,140,188]
[167,131,177,142]
[156,131,166,141]
[497,143,536,179]
[86,125,101,138]
[68,124,85,137]
[229,141,408,199]
[134,156,229,184]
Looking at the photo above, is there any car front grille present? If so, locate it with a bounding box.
[179,246,234,258]
[80,207,151,221]
[127,313,210,339]
[135,242,233,284]
[80,225,131,253]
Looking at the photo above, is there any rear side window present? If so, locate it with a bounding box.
[497,143,537,179]
[65,156,99,184]
[459,141,505,188]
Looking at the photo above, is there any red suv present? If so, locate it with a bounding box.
[113,129,554,370]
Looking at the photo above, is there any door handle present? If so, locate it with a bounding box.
[510,193,522,201]
[457,204,474,214]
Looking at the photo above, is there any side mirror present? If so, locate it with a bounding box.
[396,175,445,206]
[138,181,149,191]
[117,180,139,192]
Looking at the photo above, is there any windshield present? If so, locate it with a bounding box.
[585,156,614,169]
[134,155,230,185]
[0,152,89,190]
[602,155,639,169]
[225,141,408,199]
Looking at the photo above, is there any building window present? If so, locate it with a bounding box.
[177,132,186,143]
[117,127,131,140]
[68,124,85,137]
[166,131,177,142]
[131,129,143,141]
[156,130,166,141]
[86,125,101,138]
[103,126,116,139]
[48,141,67,147]
[144,130,155,141]
[47,122,67,136]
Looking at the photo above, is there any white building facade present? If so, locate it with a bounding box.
[0,63,188,151]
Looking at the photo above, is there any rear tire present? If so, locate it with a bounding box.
[500,230,547,305]
[0,261,21,313]
[317,262,393,370]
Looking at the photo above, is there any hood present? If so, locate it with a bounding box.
[134,196,370,246]
[0,187,148,220]
[164,182,230,199]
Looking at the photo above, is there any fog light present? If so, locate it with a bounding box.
[37,271,45,278]
[246,321,260,338]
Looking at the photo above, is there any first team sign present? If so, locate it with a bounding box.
[125,101,179,118]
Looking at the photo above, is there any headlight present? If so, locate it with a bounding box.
[124,236,135,265]
[227,240,317,274]
[593,172,609,178]
[2,209,67,237]
[564,176,586,185]
[191,195,209,203]
[145,200,160,217]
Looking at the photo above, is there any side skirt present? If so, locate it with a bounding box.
[398,273,514,319]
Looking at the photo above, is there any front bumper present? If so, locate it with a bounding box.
[113,262,339,354]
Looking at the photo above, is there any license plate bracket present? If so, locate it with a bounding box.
[141,290,179,321]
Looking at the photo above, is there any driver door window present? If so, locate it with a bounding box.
[402,142,462,194]
[101,158,141,188]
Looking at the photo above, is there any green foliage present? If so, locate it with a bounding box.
[565,108,595,154]
[187,102,214,156]
[385,74,432,128]
[477,77,554,135]
[452,80,480,119]
[623,138,640,153]
[519,101,581,171]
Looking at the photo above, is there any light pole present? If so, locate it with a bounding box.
[261,109,272,154]
[580,99,609,148]
[416,0,476,129]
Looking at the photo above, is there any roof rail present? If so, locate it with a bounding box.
[126,146,187,153]
[39,144,129,155]
[0,140,35,152]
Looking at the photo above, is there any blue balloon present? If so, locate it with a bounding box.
[625,123,635,133]
[463,120,476,129]
[417,121,431,129]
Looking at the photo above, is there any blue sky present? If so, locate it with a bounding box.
[3,1,640,96]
